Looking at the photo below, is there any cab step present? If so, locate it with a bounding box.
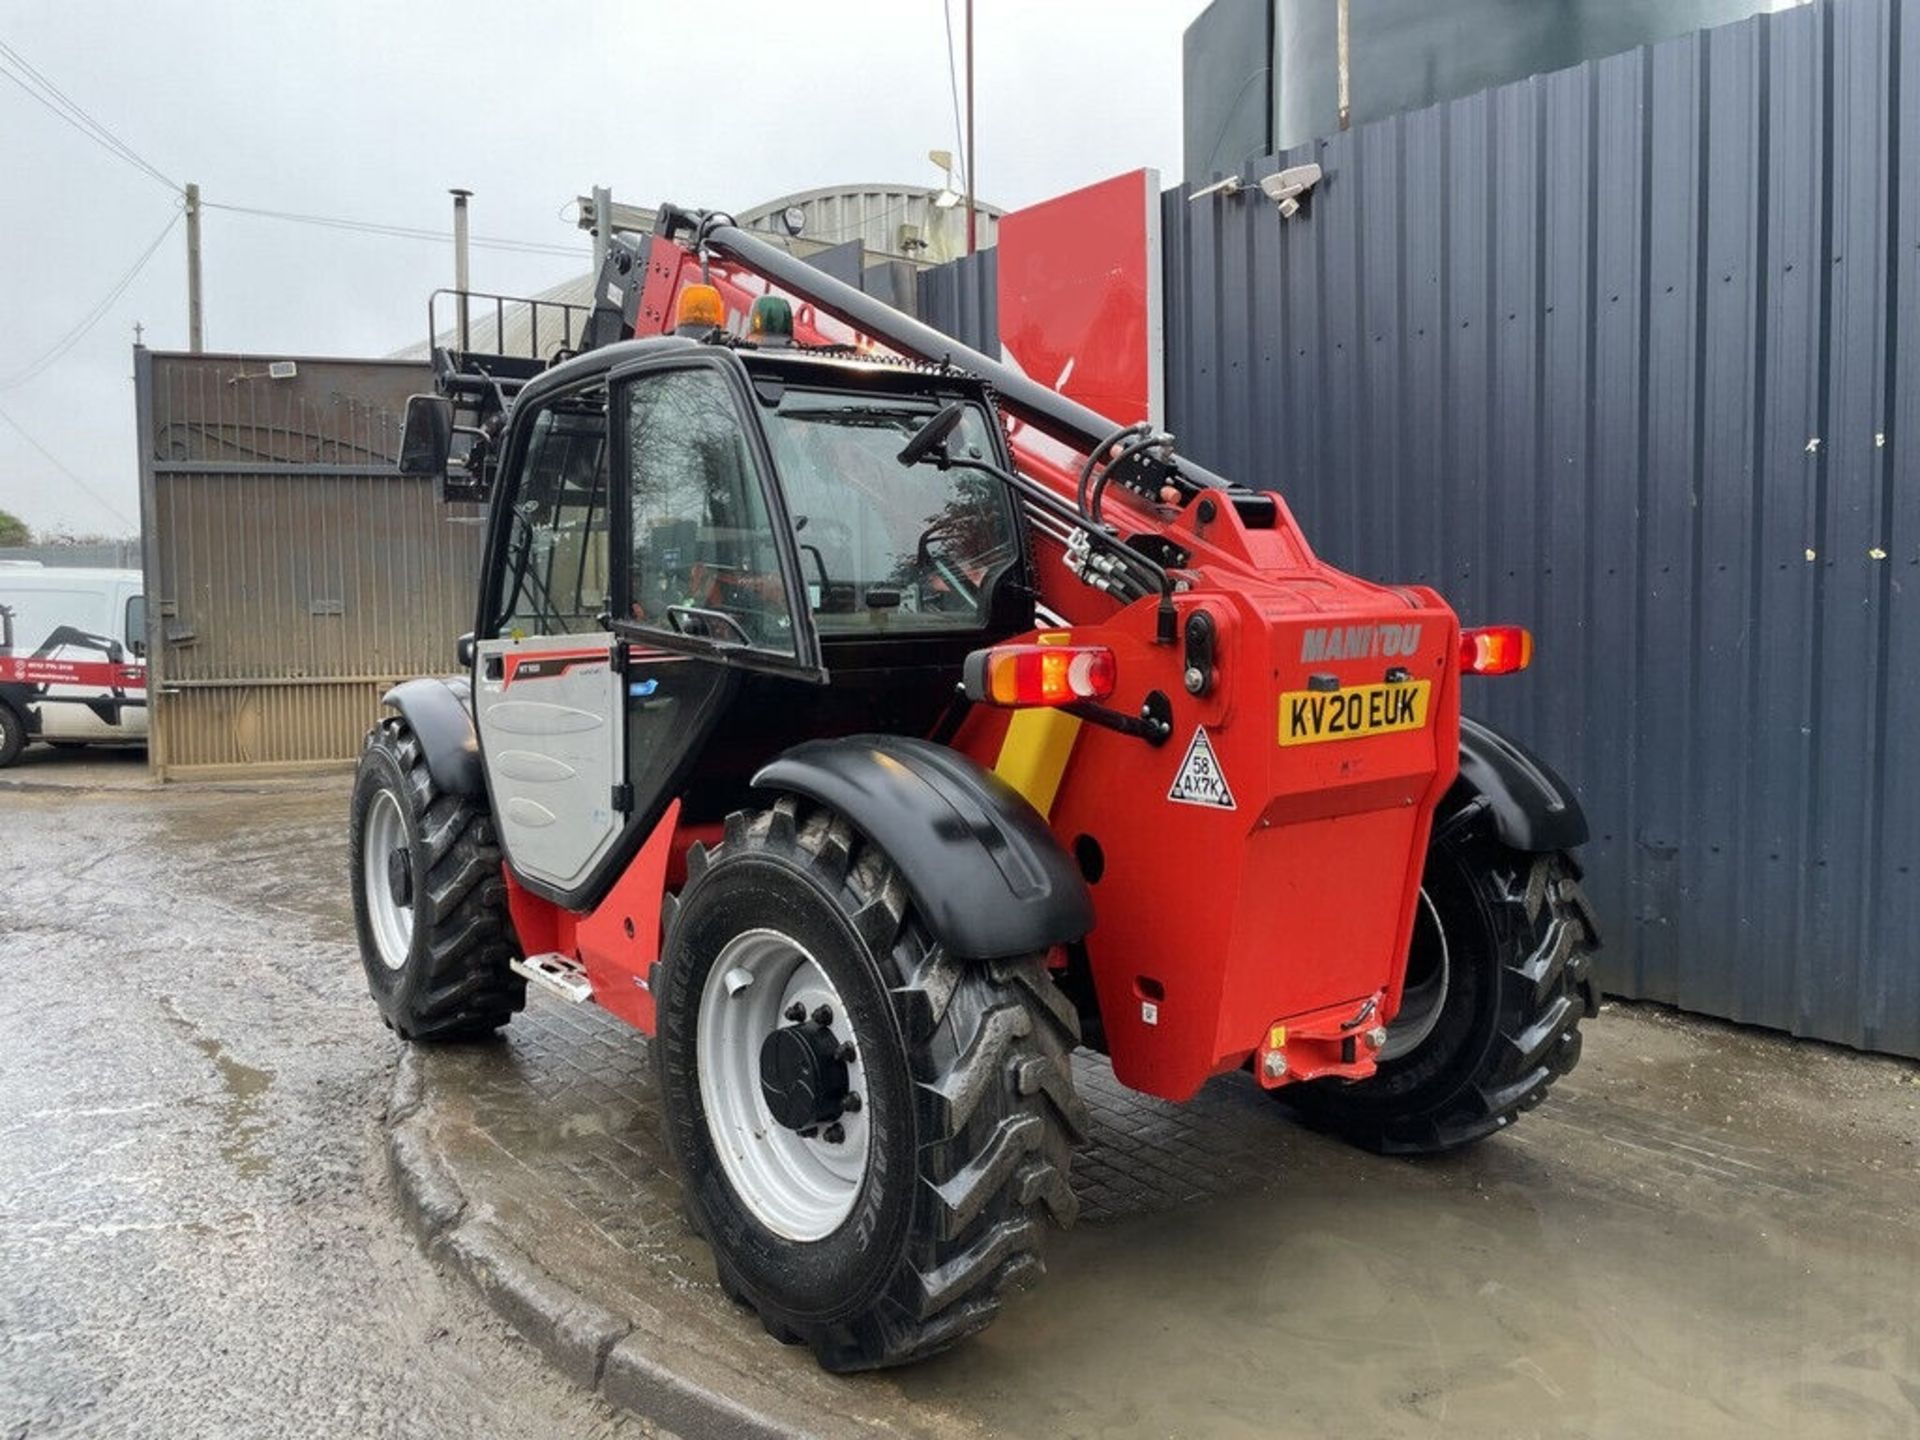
[511,952,594,1003]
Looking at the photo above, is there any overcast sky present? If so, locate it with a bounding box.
[0,1,1207,537]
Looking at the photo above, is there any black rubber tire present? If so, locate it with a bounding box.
[348,715,524,1041]
[1280,797,1600,1155]
[655,795,1086,1373]
[0,702,26,768]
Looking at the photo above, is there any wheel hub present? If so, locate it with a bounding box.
[696,928,871,1241]
[1380,886,1450,1062]
[386,846,412,908]
[758,1017,851,1131]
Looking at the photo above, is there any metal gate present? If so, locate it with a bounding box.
[135,349,484,777]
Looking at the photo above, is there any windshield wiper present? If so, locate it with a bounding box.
[777,406,928,430]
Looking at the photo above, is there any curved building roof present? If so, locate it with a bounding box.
[737,183,1002,264]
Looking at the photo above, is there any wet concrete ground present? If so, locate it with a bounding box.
[427,951,1920,1439]
[0,756,658,1439]
[4,756,1920,1437]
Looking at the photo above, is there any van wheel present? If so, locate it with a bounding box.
[0,703,26,768]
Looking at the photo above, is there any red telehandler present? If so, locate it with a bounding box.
[351,204,1598,1371]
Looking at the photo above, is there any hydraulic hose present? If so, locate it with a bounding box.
[1077,421,1152,520]
[1087,431,1176,531]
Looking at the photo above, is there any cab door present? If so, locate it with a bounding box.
[471,382,626,900]
[602,354,823,848]
[472,354,819,908]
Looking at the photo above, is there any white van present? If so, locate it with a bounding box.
[0,563,148,767]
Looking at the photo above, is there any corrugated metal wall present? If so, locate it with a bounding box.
[136,350,484,777]
[915,248,999,360]
[917,0,1918,1057]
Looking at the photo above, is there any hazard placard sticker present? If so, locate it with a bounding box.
[1167,727,1236,810]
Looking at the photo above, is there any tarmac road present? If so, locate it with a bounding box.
[0,758,659,1439]
[3,753,1919,1438]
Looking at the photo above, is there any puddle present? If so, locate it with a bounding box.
[159,996,276,1180]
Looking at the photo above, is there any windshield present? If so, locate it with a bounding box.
[759,390,1017,636]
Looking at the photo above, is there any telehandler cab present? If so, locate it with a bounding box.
[351,204,1599,1372]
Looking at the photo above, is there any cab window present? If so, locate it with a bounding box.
[491,388,610,637]
[759,390,1017,635]
[623,366,796,656]
[124,594,147,657]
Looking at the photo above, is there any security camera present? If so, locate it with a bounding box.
[1259,163,1323,217]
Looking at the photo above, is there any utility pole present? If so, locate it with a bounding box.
[964,0,977,255]
[591,184,612,272]
[450,188,472,352]
[184,182,203,353]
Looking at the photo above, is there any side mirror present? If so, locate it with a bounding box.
[398,394,454,478]
[456,632,476,669]
[897,401,968,468]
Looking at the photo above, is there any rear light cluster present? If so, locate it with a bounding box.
[1460,625,1533,676]
[962,643,1116,708]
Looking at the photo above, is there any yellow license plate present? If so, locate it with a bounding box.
[1279,680,1431,746]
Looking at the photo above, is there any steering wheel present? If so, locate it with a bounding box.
[911,521,975,613]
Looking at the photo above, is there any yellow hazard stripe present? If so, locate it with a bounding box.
[993,706,1081,816]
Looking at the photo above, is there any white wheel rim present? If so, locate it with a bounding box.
[1381,886,1450,1062]
[362,788,414,971]
[696,928,870,1242]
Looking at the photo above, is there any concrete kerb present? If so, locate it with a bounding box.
[382,1047,859,1439]
[0,763,352,796]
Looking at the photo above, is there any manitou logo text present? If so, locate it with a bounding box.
[1299,623,1423,663]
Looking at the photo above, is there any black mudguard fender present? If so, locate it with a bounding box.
[1451,715,1590,853]
[752,734,1094,962]
[381,676,483,799]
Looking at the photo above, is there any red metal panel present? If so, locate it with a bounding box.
[995,170,1162,426]
[502,800,681,1036]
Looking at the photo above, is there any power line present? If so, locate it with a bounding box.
[202,200,591,258]
[0,194,585,391]
[0,401,138,532]
[0,40,584,260]
[1,206,183,393]
[0,36,585,391]
[0,39,180,193]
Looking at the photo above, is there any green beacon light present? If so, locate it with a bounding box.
[749,295,794,345]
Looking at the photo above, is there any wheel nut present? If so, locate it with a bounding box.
[1363,1025,1389,1052]
[837,1041,857,1063]
[784,1002,807,1023]
[811,1004,833,1027]
[822,1122,846,1144]
[841,1093,861,1113]
[1261,1049,1288,1080]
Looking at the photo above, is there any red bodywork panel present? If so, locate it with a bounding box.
[504,798,684,1034]
[499,230,1465,1104]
